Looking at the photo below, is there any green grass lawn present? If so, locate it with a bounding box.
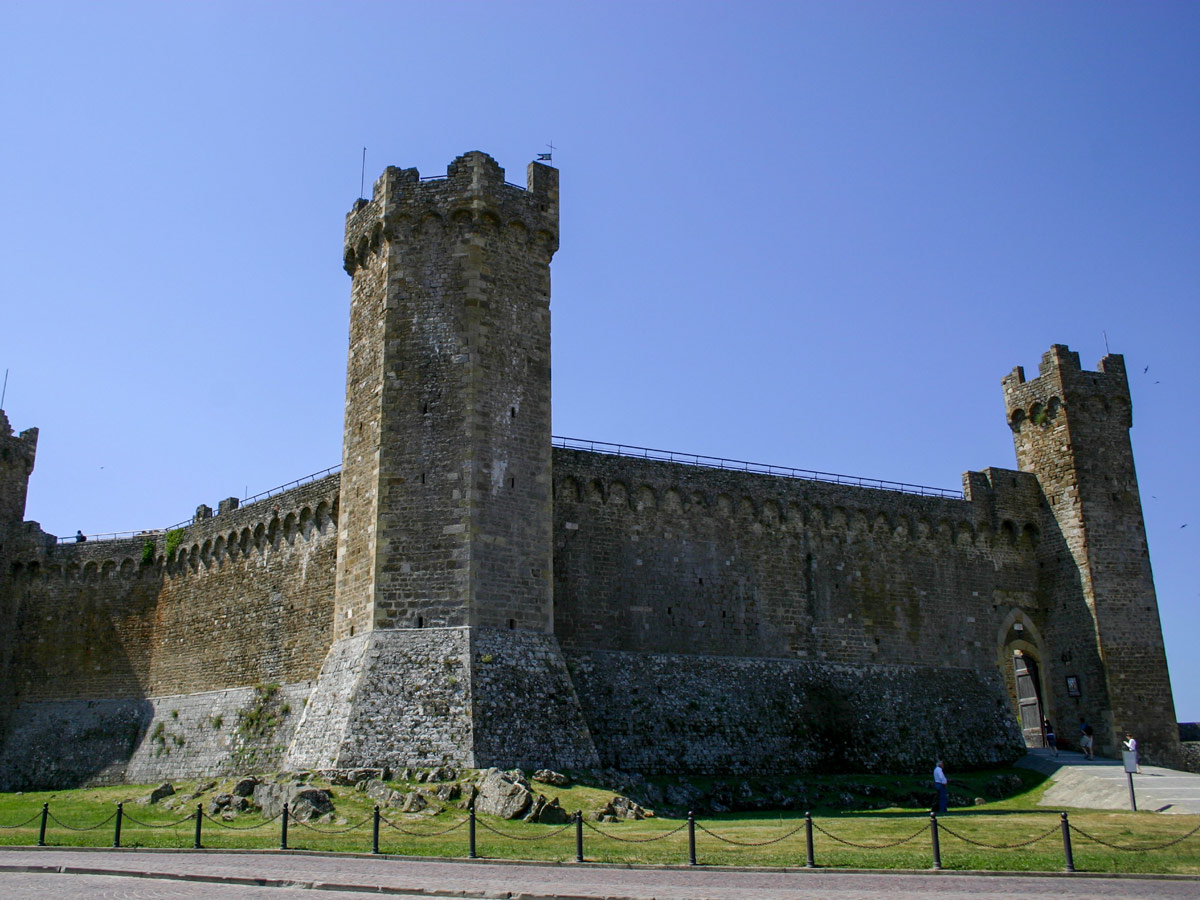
[1,768,1197,875]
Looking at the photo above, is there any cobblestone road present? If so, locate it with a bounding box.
[1,848,1197,899]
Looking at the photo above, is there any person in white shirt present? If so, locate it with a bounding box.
[933,761,948,813]
[1123,733,1141,773]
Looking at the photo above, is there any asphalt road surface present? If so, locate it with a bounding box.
[2,849,1198,900]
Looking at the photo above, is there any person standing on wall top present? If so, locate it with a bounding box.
[933,760,949,814]
[1043,719,1058,757]
[74,530,86,543]
[1079,718,1095,760]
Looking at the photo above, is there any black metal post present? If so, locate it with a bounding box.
[37,803,48,847]
[929,812,941,870]
[113,802,123,848]
[1127,771,1137,811]
[468,805,477,859]
[194,804,203,849]
[574,811,584,863]
[687,810,697,866]
[280,803,289,851]
[805,811,815,868]
[372,805,380,854]
[1061,812,1075,873]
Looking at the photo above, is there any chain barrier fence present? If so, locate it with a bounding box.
[583,817,689,843]
[2,801,1198,871]
[811,818,929,849]
[938,821,1060,850]
[1069,819,1200,853]
[696,819,806,847]
[380,813,469,838]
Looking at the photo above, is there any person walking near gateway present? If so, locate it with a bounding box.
[1043,719,1058,757]
[1079,717,1094,760]
[933,760,949,814]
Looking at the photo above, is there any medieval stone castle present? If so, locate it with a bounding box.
[0,152,1180,789]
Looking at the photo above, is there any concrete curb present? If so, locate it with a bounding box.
[2,847,1200,885]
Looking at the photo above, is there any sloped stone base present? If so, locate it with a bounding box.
[286,628,474,771]
[567,650,1024,774]
[0,683,310,790]
[287,627,599,773]
[470,628,599,771]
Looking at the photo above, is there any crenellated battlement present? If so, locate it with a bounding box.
[5,473,340,583]
[343,151,558,276]
[0,410,38,528]
[553,448,1043,555]
[1003,344,1132,432]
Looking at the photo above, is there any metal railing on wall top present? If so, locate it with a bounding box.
[59,435,962,543]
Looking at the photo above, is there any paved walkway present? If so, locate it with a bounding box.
[1,848,1197,900]
[1016,749,1200,814]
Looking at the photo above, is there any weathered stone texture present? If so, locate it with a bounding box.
[552,449,1042,672]
[0,682,309,790]
[287,628,473,771]
[0,475,338,788]
[470,628,599,771]
[568,650,1024,774]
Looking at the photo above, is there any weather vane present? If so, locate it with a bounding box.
[537,140,555,162]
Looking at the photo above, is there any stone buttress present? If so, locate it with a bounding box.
[287,153,598,771]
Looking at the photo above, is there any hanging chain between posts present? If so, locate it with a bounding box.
[120,811,197,829]
[380,814,470,837]
[46,811,118,832]
[694,820,807,847]
[285,811,372,835]
[0,812,43,829]
[476,818,574,841]
[583,818,689,843]
[1069,820,1200,853]
[202,811,284,831]
[937,822,1060,849]
[812,820,930,849]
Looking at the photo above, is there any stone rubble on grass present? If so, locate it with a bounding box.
[189,781,217,799]
[364,778,402,807]
[252,781,335,821]
[147,783,175,804]
[524,793,571,824]
[533,769,570,787]
[592,795,646,822]
[473,768,532,819]
[232,776,259,797]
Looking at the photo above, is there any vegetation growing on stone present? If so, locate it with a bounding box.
[164,528,184,559]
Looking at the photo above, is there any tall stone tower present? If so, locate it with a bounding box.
[0,411,38,745]
[287,153,597,772]
[0,410,37,531]
[1003,345,1179,764]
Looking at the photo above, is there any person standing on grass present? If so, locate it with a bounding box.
[933,760,949,814]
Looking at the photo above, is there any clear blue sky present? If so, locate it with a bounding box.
[2,2,1197,719]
